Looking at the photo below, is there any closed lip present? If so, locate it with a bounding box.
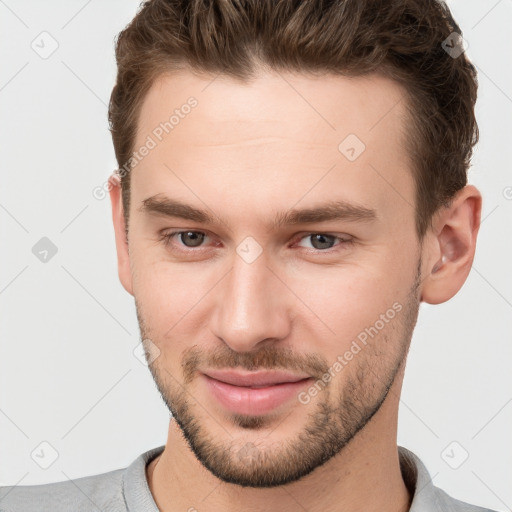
[202,369,311,387]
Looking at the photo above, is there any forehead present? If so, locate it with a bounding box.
[137,68,408,145]
[131,68,415,233]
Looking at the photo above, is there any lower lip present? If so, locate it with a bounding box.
[202,374,312,416]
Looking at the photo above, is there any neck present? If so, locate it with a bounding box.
[146,389,411,512]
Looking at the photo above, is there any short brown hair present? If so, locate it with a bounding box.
[108,0,478,241]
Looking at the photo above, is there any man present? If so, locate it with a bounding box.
[0,0,499,511]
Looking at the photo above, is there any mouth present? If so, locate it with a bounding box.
[202,369,311,387]
[201,370,313,416]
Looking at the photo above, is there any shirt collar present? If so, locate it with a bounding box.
[123,444,164,512]
[399,445,445,511]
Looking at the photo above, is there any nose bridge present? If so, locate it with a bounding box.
[211,248,290,351]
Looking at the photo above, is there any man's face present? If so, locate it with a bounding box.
[122,69,425,487]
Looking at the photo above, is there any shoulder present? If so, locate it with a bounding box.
[398,446,500,512]
[432,485,500,512]
[0,467,125,512]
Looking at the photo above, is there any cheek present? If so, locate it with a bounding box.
[288,262,406,343]
[131,256,216,337]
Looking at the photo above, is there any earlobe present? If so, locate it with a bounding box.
[420,185,482,305]
[108,173,134,296]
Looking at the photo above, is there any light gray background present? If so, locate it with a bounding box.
[0,0,511,510]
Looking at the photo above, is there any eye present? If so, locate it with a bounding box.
[160,230,210,249]
[295,233,353,251]
[159,230,353,255]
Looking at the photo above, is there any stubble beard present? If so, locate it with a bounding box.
[136,257,422,488]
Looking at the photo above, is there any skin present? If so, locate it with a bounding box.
[109,68,481,512]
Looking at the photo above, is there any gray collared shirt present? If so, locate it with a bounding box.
[0,445,499,511]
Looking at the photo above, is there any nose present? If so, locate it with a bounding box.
[209,250,292,353]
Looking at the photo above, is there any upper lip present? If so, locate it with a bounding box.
[203,369,311,387]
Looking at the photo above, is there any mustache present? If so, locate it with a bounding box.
[180,344,329,385]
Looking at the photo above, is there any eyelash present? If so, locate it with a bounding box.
[159,230,354,254]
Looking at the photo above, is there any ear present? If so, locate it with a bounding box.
[420,185,482,305]
[109,173,134,296]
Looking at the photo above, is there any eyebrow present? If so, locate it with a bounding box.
[139,194,378,229]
